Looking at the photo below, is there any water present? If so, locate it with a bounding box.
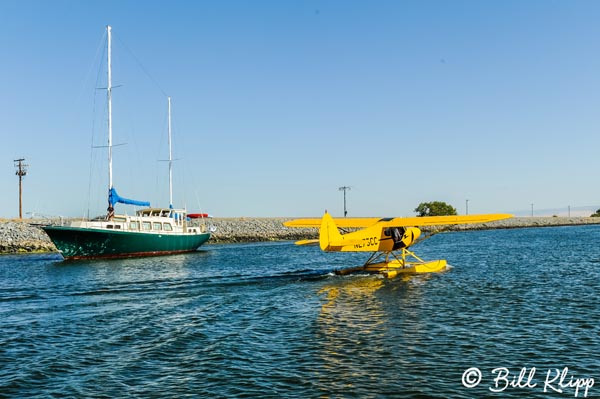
[1,225,600,398]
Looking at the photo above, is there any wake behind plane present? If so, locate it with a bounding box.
[284,212,512,278]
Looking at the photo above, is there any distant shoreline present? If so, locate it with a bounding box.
[1,216,600,254]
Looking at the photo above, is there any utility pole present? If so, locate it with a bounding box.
[338,186,351,217]
[14,158,28,219]
[465,199,469,215]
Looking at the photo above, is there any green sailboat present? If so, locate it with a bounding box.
[44,25,212,260]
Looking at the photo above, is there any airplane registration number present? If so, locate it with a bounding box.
[354,236,379,249]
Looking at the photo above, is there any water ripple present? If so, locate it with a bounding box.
[1,229,600,397]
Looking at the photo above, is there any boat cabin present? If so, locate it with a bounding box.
[70,207,212,235]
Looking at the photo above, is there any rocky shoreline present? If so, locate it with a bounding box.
[1,216,600,254]
[0,221,57,253]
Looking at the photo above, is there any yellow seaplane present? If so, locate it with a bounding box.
[284,212,512,278]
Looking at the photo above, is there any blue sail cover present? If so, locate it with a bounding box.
[109,188,150,207]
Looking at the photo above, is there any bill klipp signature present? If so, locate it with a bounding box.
[462,367,594,397]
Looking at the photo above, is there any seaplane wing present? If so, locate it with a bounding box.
[284,213,512,229]
[374,213,513,227]
[284,217,380,228]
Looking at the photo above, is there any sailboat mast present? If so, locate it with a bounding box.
[168,97,173,209]
[107,25,113,196]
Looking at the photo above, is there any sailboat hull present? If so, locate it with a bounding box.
[43,226,210,260]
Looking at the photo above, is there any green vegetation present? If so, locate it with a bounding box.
[414,201,457,217]
[591,209,600,217]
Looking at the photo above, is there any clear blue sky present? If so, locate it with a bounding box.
[2,0,600,218]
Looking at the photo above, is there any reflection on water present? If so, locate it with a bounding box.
[314,274,441,397]
[316,276,387,395]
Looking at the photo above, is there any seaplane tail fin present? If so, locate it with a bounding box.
[319,212,344,251]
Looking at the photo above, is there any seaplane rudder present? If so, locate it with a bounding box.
[319,212,343,251]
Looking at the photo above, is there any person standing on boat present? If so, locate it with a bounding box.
[106,205,114,220]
